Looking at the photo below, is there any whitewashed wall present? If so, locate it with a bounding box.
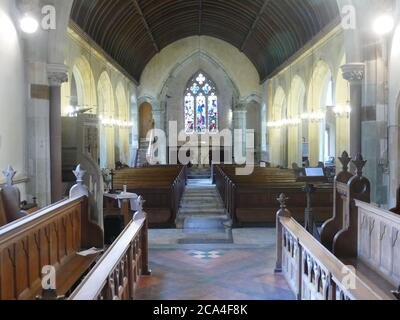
[0,0,27,198]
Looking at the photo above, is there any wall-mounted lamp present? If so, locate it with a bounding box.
[373,14,395,36]
[333,102,351,117]
[20,14,39,34]
[267,117,301,128]
[301,112,326,122]
[99,115,134,128]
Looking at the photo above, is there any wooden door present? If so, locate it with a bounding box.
[139,103,153,140]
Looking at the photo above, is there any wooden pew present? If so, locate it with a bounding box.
[329,154,370,258]
[0,194,6,228]
[111,166,187,228]
[215,165,333,227]
[69,200,150,300]
[0,166,29,225]
[320,152,370,251]
[0,165,103,300]
[275,194,395,300]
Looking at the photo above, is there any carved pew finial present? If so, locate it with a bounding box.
[73,164,86,183]
[134,196,146,220]
[70,165,89,198]
[352,153,367,177]
[339,151,352,173]
[277,194,291,218]
[2,165,17,187]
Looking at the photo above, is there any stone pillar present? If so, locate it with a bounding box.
[341,63,365,157]
[152,106,167,164]
[233,106,247,161]
[47,64,68,203]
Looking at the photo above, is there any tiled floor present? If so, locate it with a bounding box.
[135,178,295,300]
[136,244,294,300]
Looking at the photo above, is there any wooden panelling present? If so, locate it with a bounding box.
[70,213,149,300]
[356,200,400,288]
[278,216,394,300]
[0,196,103,300]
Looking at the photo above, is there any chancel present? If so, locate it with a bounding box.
[1,0,400,302]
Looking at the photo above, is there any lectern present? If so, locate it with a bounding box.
[295,167,328,240]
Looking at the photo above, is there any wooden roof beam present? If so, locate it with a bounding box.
[199,0,203,35]
[240,0,271,52]
[132,0,160,52]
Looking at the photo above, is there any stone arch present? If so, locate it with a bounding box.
[73,56,98,114]
[335,55,350,162]
[307,60,333,165]
[159,52,240,136]
[269,87,287,166]
[116,82,130,164]
[138,96,159,112]
[159,51,241,103]
[139,36,260,101]
[97,71,116,168]
[287,75,306,165]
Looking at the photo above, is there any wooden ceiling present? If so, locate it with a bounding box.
[70,0,339,83]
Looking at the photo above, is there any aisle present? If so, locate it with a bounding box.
[135,177,295,300]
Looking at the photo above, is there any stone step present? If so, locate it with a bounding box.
[180,203,224,209]
[179,208,226,215]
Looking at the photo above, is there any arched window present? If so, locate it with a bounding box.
[184,72,218,134]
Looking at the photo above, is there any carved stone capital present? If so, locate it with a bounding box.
[47,64,68,87]
[341,63,365,83]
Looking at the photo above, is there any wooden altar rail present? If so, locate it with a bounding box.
[0,195,103,300]
[356,200,400,288]
[69,212,149,300]
[276,200,393,300]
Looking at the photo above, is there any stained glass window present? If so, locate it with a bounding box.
[184,72,218,134]
[184,94,195,133]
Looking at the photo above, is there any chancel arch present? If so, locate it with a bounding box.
[161,51,240,137]
[98,71,116,169]
[307,60,333,165]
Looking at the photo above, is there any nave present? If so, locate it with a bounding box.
[1,0,400,303]
[136,177,294,300]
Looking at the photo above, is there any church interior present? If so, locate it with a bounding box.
[1,0,400,301]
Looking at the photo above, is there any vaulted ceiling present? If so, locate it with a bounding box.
[70,0,339,83]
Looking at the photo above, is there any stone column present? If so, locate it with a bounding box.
[233,106,247,162]
[47,64,68,202]
[341,63,365,157]
[152,105,167,164]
